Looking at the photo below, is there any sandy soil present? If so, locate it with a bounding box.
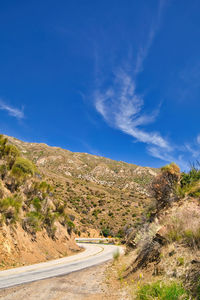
[0,262,130,300]
[0,223,80,271]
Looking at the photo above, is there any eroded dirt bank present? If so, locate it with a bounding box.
[0,223,80,270]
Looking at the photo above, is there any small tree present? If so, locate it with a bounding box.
[11,157,36,179]
[152,163,180,211]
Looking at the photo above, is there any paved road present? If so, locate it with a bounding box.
[0,241,124,289]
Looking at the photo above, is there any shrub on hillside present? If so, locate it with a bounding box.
[0,196,22,224]
[0,164,7,180]
[23,211,44,233]
[0,135,20,168]
[11,157,36,178]
[39,181,53,194]
[152,163,180,211]
[101,227,111,237]
[31,197,42,212]
[165,206,200,249]
[59,212,75,235]
[4,144,20,169]
[0,135,8,157]
[180,162,200,197]
[66,219,75,235]
[29,181,53,199]
[181,162,200,186]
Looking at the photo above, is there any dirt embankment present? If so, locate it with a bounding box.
[0,222,80,270]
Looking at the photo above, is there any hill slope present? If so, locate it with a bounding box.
[0,135,80,269]
[7,135,159,237]
[108,163,200,299]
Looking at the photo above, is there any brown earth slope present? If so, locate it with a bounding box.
[7,135,159,237]
[0,135,80,269]
[107,164,200,299]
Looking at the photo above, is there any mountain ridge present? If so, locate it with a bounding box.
[6,134,159,237]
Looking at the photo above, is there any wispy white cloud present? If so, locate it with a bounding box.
[94,0,173,164]
[148,146,189,170]
[134,0,166,75]
[185,143,199,158]
[93,0,199,170]
[0,99,24,119]
[95,70,170,150]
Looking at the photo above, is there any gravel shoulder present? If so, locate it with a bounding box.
[0,262,119,300]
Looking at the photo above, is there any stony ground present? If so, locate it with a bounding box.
[0,262,130,300]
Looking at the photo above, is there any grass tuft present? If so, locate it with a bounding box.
[136,281,189,300]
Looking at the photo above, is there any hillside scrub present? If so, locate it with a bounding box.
[0,135,76,236]
[160,199,200,249]
[0,134,80,269]
[115,162,200,299]
[179,162,200,197]
[136,281,189,300]
[11,157,36,178]
[0,196,22,224]
[152,162,181,211]
[0,135,20,169]
[6,135,158,237]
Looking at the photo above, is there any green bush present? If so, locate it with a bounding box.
[136,281,189,300]
[43,211,58,238]
[11,157,36,178]
[66,219,75,235]
[0,196,22,223]
[92,209,101,218]
[32,197,42,212]
[177,257,184,266]
[0,164,7,179]
[25,211,44,232]
[4,144,20,168]
[179,162,200,197]
[44,211,57,227]
[102,227,111,237]
[39,181,53,193]
[0,135,20,168]
[0,135,8,158]
[181,163,200,187]
[116,229,124,238]
[30,181,52,197]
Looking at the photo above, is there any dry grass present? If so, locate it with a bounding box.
[6,135,158,237]
[162,202,200,249]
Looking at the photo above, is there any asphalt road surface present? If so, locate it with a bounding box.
[0,241,124,289]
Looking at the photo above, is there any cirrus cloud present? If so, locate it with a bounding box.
[95,70,171,150]
[0,99,24,119]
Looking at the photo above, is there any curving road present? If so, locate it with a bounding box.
[0,240,124,289]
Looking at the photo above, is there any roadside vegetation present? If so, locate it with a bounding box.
[108,162,200,299]
[2,134,200,298]
[179,161,200,197]
[136,281,189,300]
[6,134,158,239]
[0,134,76,237]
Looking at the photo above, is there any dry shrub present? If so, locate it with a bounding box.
[152,163,180,211]
[165,205,200,249]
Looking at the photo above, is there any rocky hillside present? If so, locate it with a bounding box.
[0,135,80,269]
[6,135,158,238]
[111,163,200,299]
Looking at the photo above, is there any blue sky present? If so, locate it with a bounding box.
[0,0,200,170]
